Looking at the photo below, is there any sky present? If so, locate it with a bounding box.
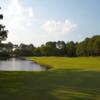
[0,0,100,46]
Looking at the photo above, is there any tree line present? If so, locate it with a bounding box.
[0,35,99,57]
[13,35,100,57]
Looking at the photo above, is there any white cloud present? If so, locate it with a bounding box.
[28,7,35,18]
[1,0,77,46]
[2,0,36,43]
[42,19,77,34]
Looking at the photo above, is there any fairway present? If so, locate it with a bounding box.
[0,57,100,100]
[27,57,100,71]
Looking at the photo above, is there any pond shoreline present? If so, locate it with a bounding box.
[25,57,52,70]
[0,58,47,71]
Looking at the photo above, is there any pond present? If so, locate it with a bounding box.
[0,58,46,71]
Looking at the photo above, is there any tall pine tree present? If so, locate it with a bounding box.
[0,7,8,43]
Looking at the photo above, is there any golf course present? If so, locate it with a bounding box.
[0,1,100,99]
[0,57,100,100]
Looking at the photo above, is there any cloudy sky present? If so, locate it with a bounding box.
[0,0,100,46]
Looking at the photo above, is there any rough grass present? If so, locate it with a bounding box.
[0,57,100,100]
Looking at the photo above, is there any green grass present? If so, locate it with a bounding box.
[0,57,100,100]
[27,57,100,71]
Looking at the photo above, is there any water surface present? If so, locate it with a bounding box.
[0,58,46,71]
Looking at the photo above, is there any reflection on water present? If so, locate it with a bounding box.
[0,58,46,71]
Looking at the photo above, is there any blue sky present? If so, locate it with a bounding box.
[1,0,100,46]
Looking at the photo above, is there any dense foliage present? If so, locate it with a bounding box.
[0,35,99,57]
[76,35,100,56]
[13,35,100,57]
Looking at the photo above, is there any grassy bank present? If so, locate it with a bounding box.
[27,57,100,71]
[0,57,100,100]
